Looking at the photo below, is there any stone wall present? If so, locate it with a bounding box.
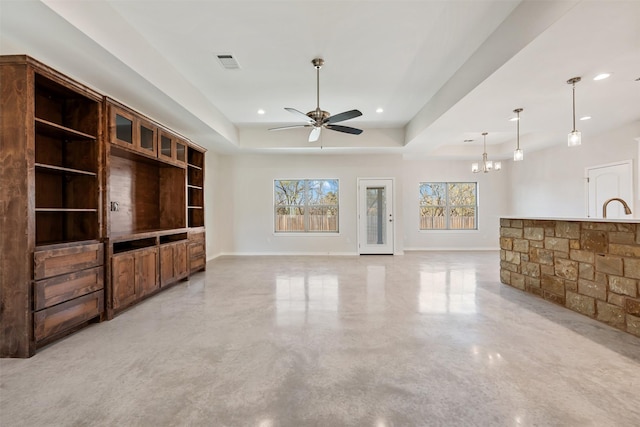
[500,218,640,337]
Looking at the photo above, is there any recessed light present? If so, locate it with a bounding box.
[463,139,474,143]
[257,109,265,115]
[579,116,591,121]
[509,117,520,122]
[376,108,384,113]
[593,73,611,81]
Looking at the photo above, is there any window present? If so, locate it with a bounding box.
[274,179,339,233]
[419,182,477,230]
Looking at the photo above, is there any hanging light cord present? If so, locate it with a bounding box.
[572,81,576,132]
[516,112,520,150]
[483,132,487,155]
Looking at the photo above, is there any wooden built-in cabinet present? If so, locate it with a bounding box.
[107,232,190,317]
[1,56,103,357]
[111,238,159,311]
[1,55,207,357]
[186,146,206,273]
[104,98,205,318]
[109,101,158,159]
[187,147,205,228]
[159,129,188,167]
[160,234,189,287]
[189,231,207,274]
[33,242,104,344]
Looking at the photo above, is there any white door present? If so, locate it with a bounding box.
[358,179,394,254]
[586,161,633,218]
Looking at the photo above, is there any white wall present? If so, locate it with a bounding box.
[204,121,640,257]
[508,121,640,217]
[207,152,508,255]
[204,150,225,259]
[214,153,404,256]
[401,158,509,250]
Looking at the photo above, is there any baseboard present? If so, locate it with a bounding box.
[209,249,497,257]
[403,247,499,251]
[215,251,360,257]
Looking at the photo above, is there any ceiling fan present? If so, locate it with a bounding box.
[269,58,363,142]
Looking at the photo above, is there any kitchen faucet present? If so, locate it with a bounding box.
[602,198,632,218]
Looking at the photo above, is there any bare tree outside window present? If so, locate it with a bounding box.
[419,182,477,230]
[275,179,339,232]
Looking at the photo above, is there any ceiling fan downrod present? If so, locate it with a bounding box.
[312,58,324,121]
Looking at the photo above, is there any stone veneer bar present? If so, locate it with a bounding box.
[500,218,640,337]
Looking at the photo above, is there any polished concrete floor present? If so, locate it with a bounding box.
[2,251,640,426]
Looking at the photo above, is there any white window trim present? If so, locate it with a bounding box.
[273,178,341,234]
[418,181,479,231]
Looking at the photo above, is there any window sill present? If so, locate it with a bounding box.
[418,229,479,233]
[273,232,341,237]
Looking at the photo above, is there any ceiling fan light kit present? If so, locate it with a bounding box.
[269,58,363,142]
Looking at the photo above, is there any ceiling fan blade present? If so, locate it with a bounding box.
[324,109,362,125]
[325,124,363,135]
[285,107,314,123]
[269,124,311,131]
[309,126,321,142]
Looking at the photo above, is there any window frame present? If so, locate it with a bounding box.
[273,179,340,234]
[418,181,478,231]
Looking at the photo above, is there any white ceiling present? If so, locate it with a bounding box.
[1,0,638,158]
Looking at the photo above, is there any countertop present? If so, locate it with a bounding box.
[500,216,640,223]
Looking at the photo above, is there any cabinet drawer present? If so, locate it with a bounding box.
[34,243,103,280]
[190,255,206,271]
[34,266,103,311]
[189,232,205,242]
[34,291,103,342]
[189,241,205,257]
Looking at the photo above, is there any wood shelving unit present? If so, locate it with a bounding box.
[1,55,208,357]
[187,148,205,228]
[1,56,104,357]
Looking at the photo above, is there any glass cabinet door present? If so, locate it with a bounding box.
[176,141,186,164]
[160,133,173,161]
[114,113,134,146]
[139,121,157,155]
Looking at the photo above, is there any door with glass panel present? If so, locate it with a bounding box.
[358,179,394,254]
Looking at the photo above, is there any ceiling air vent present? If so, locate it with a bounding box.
[216,54,240,70]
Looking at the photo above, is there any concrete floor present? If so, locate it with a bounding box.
[1,251,640,426]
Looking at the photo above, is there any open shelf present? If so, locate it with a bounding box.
[108,153,186,236]
[34,73,99,136]
[33,72,100,247]
[35,210,98,245]
[35,163,97,176]
[159,232,188,244]
[113,237,158,254]
[36,208,97,212]
[35,118,96,140]
[186,146,205,228]
[187,148,204,168]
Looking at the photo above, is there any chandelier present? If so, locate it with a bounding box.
[472,132,501,173]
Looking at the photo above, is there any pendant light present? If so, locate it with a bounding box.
[513,108,523,161]
[472,132,500,173]
[567,77,582,147]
